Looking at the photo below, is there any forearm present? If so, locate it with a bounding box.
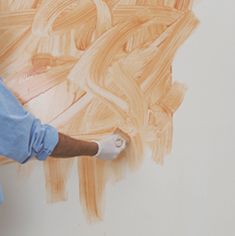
[51,133,98,158]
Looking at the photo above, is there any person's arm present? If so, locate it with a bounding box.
[51,133,98,157]
[0,78,127,163]
[51,132,127,160]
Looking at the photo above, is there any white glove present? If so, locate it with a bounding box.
[94,134,127,160]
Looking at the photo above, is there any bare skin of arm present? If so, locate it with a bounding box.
[51,133,98,158]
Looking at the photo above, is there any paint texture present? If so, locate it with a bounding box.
[0,0,198,220]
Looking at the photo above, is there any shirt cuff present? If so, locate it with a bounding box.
[35,125,59,161]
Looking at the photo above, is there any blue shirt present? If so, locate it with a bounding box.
[0,78,59,203]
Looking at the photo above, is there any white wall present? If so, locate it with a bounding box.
[1,1,235,235]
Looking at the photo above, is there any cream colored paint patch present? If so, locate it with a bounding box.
[0,0,198,220]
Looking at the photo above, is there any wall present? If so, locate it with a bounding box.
[1,0,235,235]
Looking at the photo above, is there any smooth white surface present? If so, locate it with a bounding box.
[1,1,235,235]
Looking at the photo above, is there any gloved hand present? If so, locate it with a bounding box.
[94,134,127,160]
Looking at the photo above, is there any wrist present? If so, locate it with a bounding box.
[91,141,99,156]
[92,141,101,156]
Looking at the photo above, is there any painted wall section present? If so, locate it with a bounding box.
[0,0,198,220]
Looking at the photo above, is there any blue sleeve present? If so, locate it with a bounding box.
[0,79,59,164]
[0,184,3,204]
